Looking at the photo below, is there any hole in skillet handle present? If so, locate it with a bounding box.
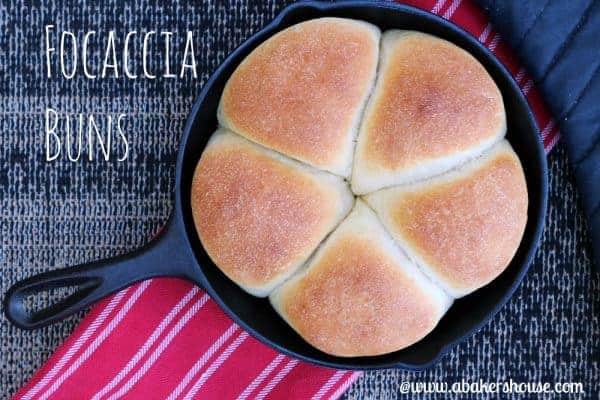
[4,216,202,330]
[5,274,102,330]
[24,285,83,313]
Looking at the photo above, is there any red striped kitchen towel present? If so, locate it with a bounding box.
[13,1,559,399]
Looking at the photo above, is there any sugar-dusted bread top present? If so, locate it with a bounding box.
[270,201,452,357]
[365,140,528,297]
[218,18,380,177]
[191,129,353,297]
[352,31,506,194]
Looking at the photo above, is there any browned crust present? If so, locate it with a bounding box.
[218,18,379,176]
[191,23,529,357]
[190,132,349,294]
[361,31,505,173]
[272,201,449,356]
[382,146,528,295]
[274,233,444,357]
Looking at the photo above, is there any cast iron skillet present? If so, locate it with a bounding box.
[4,1,548,370]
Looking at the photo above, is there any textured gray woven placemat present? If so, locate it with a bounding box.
[0,1,598,399]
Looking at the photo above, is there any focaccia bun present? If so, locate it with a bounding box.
[192,20,530,357]
[191,129,354,297]
[364,140,528,298]
[218,17,380,177]
[352,30,506,194]
[270,200,452,357]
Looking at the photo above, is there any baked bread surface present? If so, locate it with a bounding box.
[218,17,380,177]
[191,19,528,356]
[352,31,506,194]
[191,129,353,297]
[270,201,452,357]
[365,140,528,297]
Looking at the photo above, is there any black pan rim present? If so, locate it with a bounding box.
[174,0,549,370]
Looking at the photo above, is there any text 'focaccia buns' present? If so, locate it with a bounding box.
[191,129,353,297]
[270,201,452,357]
[352,31,506,194]
[218,17,380,177]
[365,140,528,298]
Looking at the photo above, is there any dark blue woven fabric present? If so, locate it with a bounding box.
[477,0,600,270]
[0,1,598,399]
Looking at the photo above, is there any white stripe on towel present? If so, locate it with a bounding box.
[38,281,152,400]
[311,370,347,400]
[20,288,129,400]
[91,287,199,400]
[254,359,300,400]
[431,0,448,15]
[106,293,210,400]
[236,354,286,400]
[166,323,239,400]
[442,0,463,19]
[328,372,363,400]
[182,332,250,400]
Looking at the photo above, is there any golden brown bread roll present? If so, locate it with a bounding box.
[352,30,506,194]
[364,140,528,298]
[270,200,452,357]
[191,129,353,297]
[218,17,380,177]
[191,20,529,357]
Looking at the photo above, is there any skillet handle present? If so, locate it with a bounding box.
[4,216,200,330]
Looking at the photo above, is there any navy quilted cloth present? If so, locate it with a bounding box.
[477,0,600,268]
